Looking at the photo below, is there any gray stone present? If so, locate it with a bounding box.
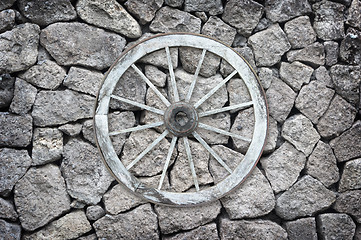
[14,164,71,231]
[0,220,21,240]
[232,34,247,47]
[9,78,37,115]
[317,213,356,240]
[295,81,335,124]
[230,108,254,154]
[340,27,361,65]
[220,218,288,240]
[82,120,96,145]
[58,123,82,136]
[334,190,361,223]
[40,22,126,70]
[248,24,291,67]
[150,6,202,33]
[32,128,63,166]
[314,66,333,88]
[227,78,251,113]
[261,142,306,193]
[287,42,325,67]
[32,90,94,126]
[275,175,336,220]
[184,0,223,15]
[0,198,18,221]
[77,234,97,240]
[0,9,15,33]
[282,114,320,156]
[165,0,183,7]
[264,117,279,153]
[330,65,361,107]
[0,113,32,147]
[202,16,236,46]
[306,141,339,187]
[347,0,361,29]
[0,23,40,74]
[155,201,221,234]
[221,47,257,78]
[0,74,14,108]
[37,45,53,63]
[103,184,144,215]
[339,158,361,192]
[266,78,297,123]
[64,66,103,96]
[265,0,312,22]
[139,174,171,190]
[0,148,31,196]
[0,0,16,11]
[86,206,105,221]
[324,41,339,66]
[317,95,357,138]
[284,16,317,49]
[194,11,208,23]
[258,67,277,90]
[94,204,159,239]
[18,0,76,26]
[280,61,314,91]
[76,0,141,38]
[109,111,136,154]
[222,0,263,36]
[163,223,219,240]
[125,0,163,24]
[198,112,231,145]
[139,47,178,70]
[313,1,346,40]
[62,139,113,205]
[284,218,318,240]
[145,65,167,87]
[141,88,167,133]
[254,18,271,33]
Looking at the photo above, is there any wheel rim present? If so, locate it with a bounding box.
[94,33,268,206]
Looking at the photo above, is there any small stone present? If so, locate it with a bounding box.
[232,34,247,47]
[184,0,223,15]
[58,123,82,136]
[0,198,18,221]
[71,200,86,209]
[62,139,113,205]
[266,78,297,123]
[32,128,63,166]
[103,184,144,215]
[40,22,126,70]
[0,148,31,196]
[139,47,178,70]
[339,158,361,192]
[9,78,37,115]
[282,114,320,156]
[125,0,163,24]
[18,0,76,26]
[0,23,40,74]
[220,218,288,240]
[163,223,218,240]
[317,95,357,138]
[150,6,202,33]
[0,0,16,11]
[164,0,183,7]
[86,206,105,221]
[317,213,356,240]
[265,0,312,22]
[280,61,314,91]
[248,24,291,67]
[221,47,257,77]
[324,41,339,66]
[306,141,339,187]
[0,9,15,33]
[64,66,103,96]
[314,66,334,88]
[254,18,271,33]
[0,74,14,108]
[334,190,361,223]
[37,46,53,63]
[295,81,335,124]
[287,42,325,67]
[347,0,361,29]
[0,220,21,240]
[257,67,277,90]
[139,174,171,190]
[261,142,306,193]
[155,201,221,234]
[313,1,346,40]
[194,12,208,22]
[14,164,71,231]
[82,120,95,145]
[222,0,263,36]
[230,108,254,154]
[227,78,251,113]
[0,113,33,147]
[94,204,159,239]
[145,65,167,87]
[284,16,317,49]
[275,175,336,220]
[202,16,236,46]
[340,27,361,65]
[284,218,318,240]
[32,90,94,126]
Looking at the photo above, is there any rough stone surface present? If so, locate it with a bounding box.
[125,0,163,24]
[230,108,254,154]
[317,213,356,240]
[0,9,15,33]
[339,158,361,192]
[40,22,126,70]
[0,23,40,74]
[163,223,219,240]
[145,65,167,87]
[32,90,94,126]
[94,204,159,239]
[220,46,257,76]
[265,0,312,22]
[347,0,361,29]
[81,120,96,145]
[340,28,361,65]
[284,16,316,49]
[32,128,63,166]
[248,24,291,67]
[261,142,306,193]
[0,197,18,221]
[164,0,183,7]
[86,206,105,221]
[295,81,334,124]
[155,201,222,234]
[324,41,339,66]
[58,123,82,136]
[313,1,346,40]
[284,218,318,240]
[76,0,141,38]
[184,0,223,15]
[220,218,288,240]
[280,61,314,91]
[257,67,279,90]
[0,74,15,108]
[14,164,71,231]
[150,6,202,33]
[0,113,32,147]
[9,78,37,115]
[0,0,16,11]
[334,190,361,223]
[314,66,333,88]
[202,16,236,46]
[221,0,263,36]
[139,47,178,70]
[64,66,103,96]
[275,175,336,220]
[62,139,113,205]
[141,87,167,132]
[198,113,231,145]
[287,42,325,67]
[0,219,21,240]
[282,114,320,156]
[227,78,251,113]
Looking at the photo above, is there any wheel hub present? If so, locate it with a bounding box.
[164,102,198,137]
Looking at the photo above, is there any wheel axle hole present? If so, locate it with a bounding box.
[175,111,189,127]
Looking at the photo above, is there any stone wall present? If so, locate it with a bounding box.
[0,0,361,239]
